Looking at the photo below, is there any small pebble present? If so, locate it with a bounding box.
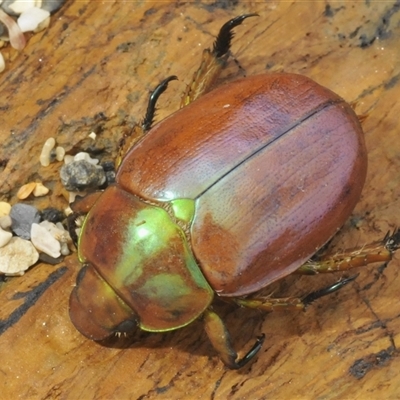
[74,152,99,165]
[10,203,41,239]
[2,0,42,15]
[0,215,12,229]
[41,0,66,14]
[105,169,116,185]
[17,181,36,199]
[60,160,106,191]
[33,182,49,197]
[60,241,70,256]
[55,146,65,161]
[88,132,96,140]
[17,7,49,33]
[38,252,63,265]
[0,237,39,275]
[30,222,61,258]
[0,51,5,73]
[41,207,64,223]
[0,226,12,247]
[1,0,66,16]
[39,137,55,167]
[0,201,11,217]
[40,220,70,243]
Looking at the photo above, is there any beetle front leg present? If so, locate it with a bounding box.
[296,229,400,275]
[203,308,265,369]
[117,75,177,166]
[180,14,258,108]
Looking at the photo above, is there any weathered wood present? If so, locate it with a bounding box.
[1,1,400,398]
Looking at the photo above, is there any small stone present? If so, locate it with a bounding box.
[10,203,41,239]
[0,226,12,247]
[104,169,116,185]
[41,207,64,223]
[60,241,70,256]
[60,160,106,191]
[63,154,74,164]
[41,0,66,14]
[55,146,65,161]
[39,137,55,167]
[17,182,37,199]
[33,182,49,197]
[0,51,5,73]
[0,201,11,217]
[2,0,42,15]
[0,215,12,229]
[17,7,50,33]
[30,222,61,258]
[38,252,63,265]
[0,237,39,275]
[40,220,70,243]
[74,152,99,165]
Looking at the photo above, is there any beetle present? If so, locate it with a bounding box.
[69,14,400,369]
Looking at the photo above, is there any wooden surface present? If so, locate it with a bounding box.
[1,1,400,399]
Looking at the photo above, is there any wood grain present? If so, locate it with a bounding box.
[1,1,400,398]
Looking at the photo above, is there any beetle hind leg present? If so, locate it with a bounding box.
[296,229,400,275]
[180,13,258,108]
[203,308,265,369]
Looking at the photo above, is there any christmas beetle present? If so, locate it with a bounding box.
[69,14,400,369]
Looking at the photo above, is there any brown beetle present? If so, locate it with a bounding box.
[69,14,400,369]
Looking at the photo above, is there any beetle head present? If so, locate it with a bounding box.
[69,264,139,340]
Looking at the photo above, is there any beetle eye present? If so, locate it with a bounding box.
[115,319,138,335]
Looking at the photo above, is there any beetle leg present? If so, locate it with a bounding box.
[116,76,178,166]
[296,229,400,275]
[180,13,258,108]
[203,308,265,369]
[234,275,357,312]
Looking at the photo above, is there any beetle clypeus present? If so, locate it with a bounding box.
[69,14,400,369]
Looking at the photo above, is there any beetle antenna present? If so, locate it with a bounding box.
[302,274,359,306]
[142,75,178,132]
[213,13,259,59]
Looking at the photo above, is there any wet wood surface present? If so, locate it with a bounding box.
[1,1,400,399]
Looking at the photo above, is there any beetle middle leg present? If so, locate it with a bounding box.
[233,275,358,312]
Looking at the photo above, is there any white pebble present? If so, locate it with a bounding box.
[0,226,12,248]
[0,51,5,73]
[40,137,55,167]
[17,7,50,33]
[74,152,99,165]
[55,146,65,161]
[33,182,49,197]
[0,215,12,229]
[33,14,49,33]
[64,154,74,165]
[88,132,96,140]
[0,201,11,217]
[31,222,61,258]
[41,220,71,243]
[9,0,42,14]
[60,241,70,256]
[0,237,39,275]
